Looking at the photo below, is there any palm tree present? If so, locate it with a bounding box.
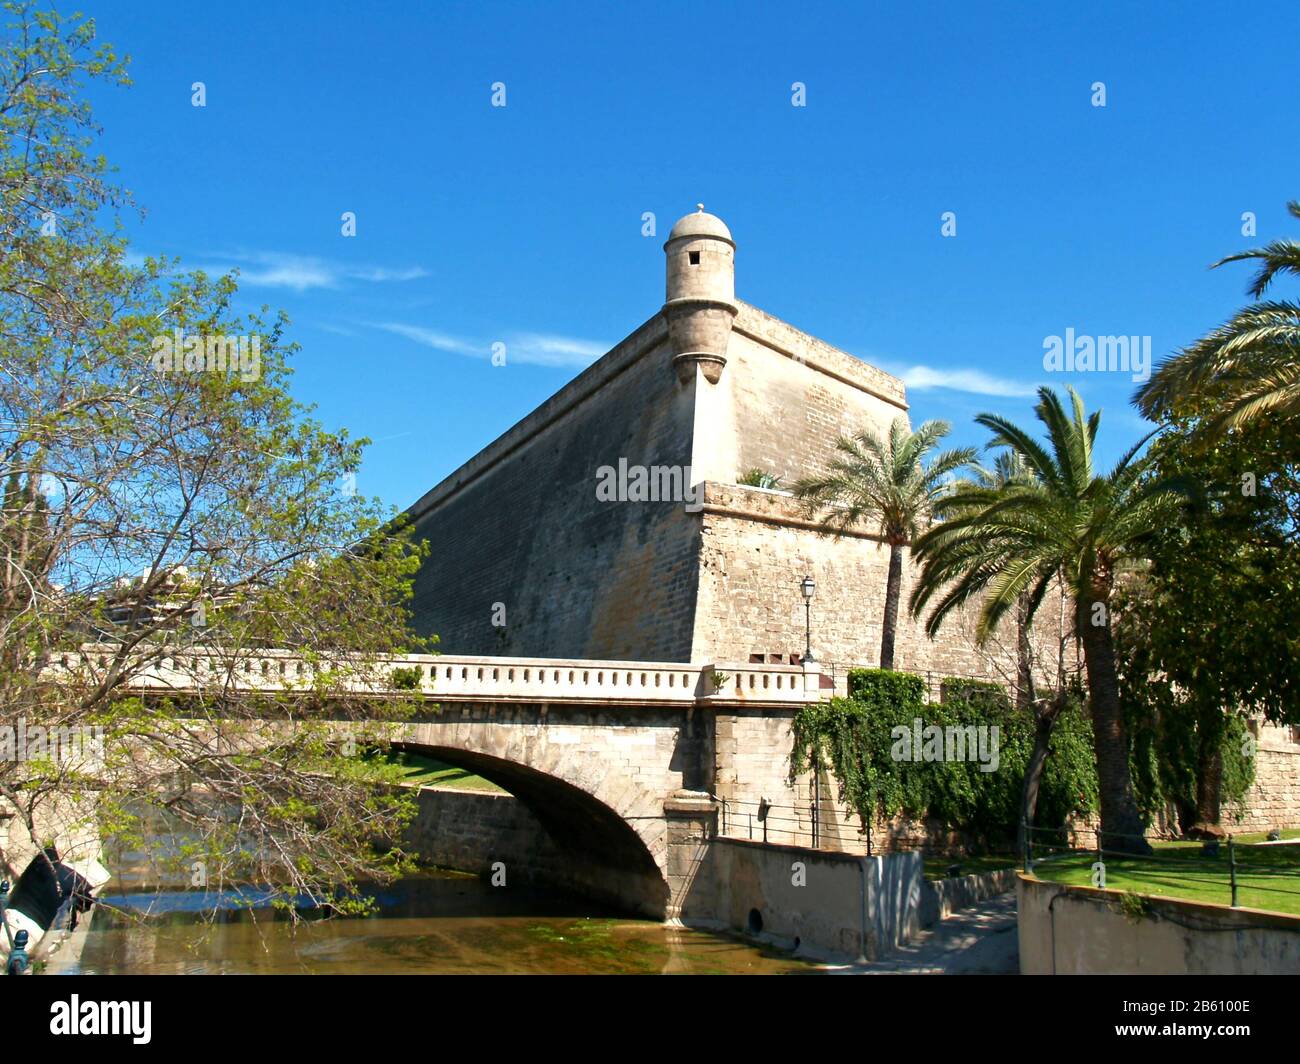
[910,387,1185,856]
[1136,200,1300,435]
[925,450,1073,856]
[794,417,975,670]
[967,451,1041,712]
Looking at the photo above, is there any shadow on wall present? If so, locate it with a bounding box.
[677,837,924,962]
[393,744,670,918]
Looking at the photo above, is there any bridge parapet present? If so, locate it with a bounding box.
[45,647,821,708]
[43,646,829,918]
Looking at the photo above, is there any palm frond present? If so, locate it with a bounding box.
[913,386,1187,648]
[1213,238,1300,299]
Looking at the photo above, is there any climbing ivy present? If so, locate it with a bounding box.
[791,668,1098,848]
[1125,690,1257,828]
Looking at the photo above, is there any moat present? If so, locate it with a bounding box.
[67,871,822,976]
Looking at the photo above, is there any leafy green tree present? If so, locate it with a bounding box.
[794,417,975,670]
[1115,402,1298,835]
[909,387,1188,855]
[1119,607,1259,836]
[1136,200,1300,437]
[0,3,429,912]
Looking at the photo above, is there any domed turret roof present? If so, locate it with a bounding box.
[667,205,733,244]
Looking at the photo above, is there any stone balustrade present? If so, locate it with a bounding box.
[44,646,820,708]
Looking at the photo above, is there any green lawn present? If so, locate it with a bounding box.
[1029,837,1300,916]
[384,751,506,793]
[1222,828,1300,844]
[922,853,1018,881]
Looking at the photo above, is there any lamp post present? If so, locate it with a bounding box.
[800,575,816,664]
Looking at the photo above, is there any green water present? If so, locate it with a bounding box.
[68,871,821,975]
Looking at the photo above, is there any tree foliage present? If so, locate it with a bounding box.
[1136,199,1300,438]
[0,3,430,914]
[793,417,975,546]
[909,387,1190,853]
[1116,368,1299,832]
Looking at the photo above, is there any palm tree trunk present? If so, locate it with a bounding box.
[1079,608,1151,856]
[880,542,903,670]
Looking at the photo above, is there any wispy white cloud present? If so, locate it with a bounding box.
[508,333,609,368]
[372,322,608,368]
[223,254,335,290]
[901,364,1038,399]
[212,251,428,291]
[125,250,428,292]
[347,265,429,284]
[373,323,481,357]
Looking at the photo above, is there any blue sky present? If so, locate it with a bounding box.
[84,0,1299,510]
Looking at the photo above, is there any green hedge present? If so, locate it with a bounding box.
[846,667,925,705]
[940,677,1011,713]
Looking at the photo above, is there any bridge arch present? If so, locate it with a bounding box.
[393,739,672,917]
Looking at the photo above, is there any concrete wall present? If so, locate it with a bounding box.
[1017,873,1300,974]
[678,837,923,961]
[920,867,1020,926]
[401,787,1013,962]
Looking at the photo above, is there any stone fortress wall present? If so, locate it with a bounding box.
[405,312,702,663]
[404,206,1051,685]
[402,205,1300,838]
[1234,722,1300,834]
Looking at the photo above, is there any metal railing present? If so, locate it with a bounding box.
[717,796,872,853]
[1024,822,1300,912]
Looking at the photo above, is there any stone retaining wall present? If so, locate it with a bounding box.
[401,785,564,880]
[919,867,1019,927]
[1017,873,1300,974]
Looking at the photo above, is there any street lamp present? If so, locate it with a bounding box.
[800,575,816,664]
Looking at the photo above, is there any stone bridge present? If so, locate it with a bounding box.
[52,649,827,917]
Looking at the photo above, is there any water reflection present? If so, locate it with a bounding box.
[71,871,821,975]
